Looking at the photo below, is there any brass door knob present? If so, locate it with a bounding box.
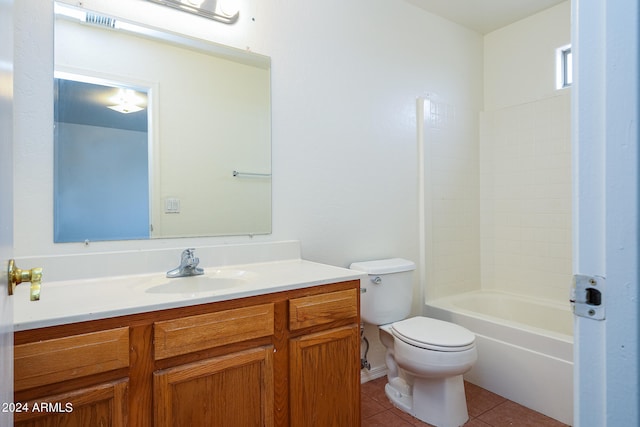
[8,259,42,301]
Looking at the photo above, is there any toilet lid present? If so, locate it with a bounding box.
[391,317,475,352]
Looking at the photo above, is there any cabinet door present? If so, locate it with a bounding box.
[289,325,360,427]
[13,379,128,427]
[154,346,274,427]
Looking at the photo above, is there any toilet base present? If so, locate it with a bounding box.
[384,375,469,427]
[384,381,413,414]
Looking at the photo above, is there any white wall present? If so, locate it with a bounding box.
[14,0,482,271]
[480,2,572,302]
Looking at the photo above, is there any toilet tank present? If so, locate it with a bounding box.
[350,258,416,325]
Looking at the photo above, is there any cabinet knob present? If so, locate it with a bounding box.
[8,259,42,301]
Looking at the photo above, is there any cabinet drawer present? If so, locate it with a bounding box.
[289,288,358,330]
[14,327,130,391]
[154,303,275,360]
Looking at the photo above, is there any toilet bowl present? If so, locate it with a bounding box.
[350,258,477,427]
[380,317,477,427]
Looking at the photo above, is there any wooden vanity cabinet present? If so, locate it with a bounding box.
[14,280,360,427]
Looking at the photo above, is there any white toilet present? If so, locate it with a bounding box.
[351,258,477,427]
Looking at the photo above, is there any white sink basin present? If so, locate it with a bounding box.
[145,269,254,295]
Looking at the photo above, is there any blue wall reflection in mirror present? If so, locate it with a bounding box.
[54,77,150,242]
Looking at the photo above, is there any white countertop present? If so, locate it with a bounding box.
[13,259,365,331]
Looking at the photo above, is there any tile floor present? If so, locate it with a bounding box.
[361,377,570,427]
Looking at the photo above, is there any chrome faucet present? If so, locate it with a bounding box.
[166,248,204,278]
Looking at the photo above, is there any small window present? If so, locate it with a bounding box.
[556,45,572,89]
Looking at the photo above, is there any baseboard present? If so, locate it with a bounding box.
[360,365,387,383]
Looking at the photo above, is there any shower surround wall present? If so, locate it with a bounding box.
[421,96,480,301]
[480,2,572,303]
[422,97,567,303]
[423,2,571,304]
[480,94,571,302]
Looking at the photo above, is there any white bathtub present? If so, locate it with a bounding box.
[425,290,573,425]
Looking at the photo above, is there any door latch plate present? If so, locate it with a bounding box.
[570,274,605,320]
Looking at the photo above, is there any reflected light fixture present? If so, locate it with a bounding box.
[107,88,146,114]
[145,0,239,24]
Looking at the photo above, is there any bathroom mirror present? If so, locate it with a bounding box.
[54,3,271,242]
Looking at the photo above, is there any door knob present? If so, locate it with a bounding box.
[8,259,42,301]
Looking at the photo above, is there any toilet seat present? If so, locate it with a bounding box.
[391,317,475,352]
